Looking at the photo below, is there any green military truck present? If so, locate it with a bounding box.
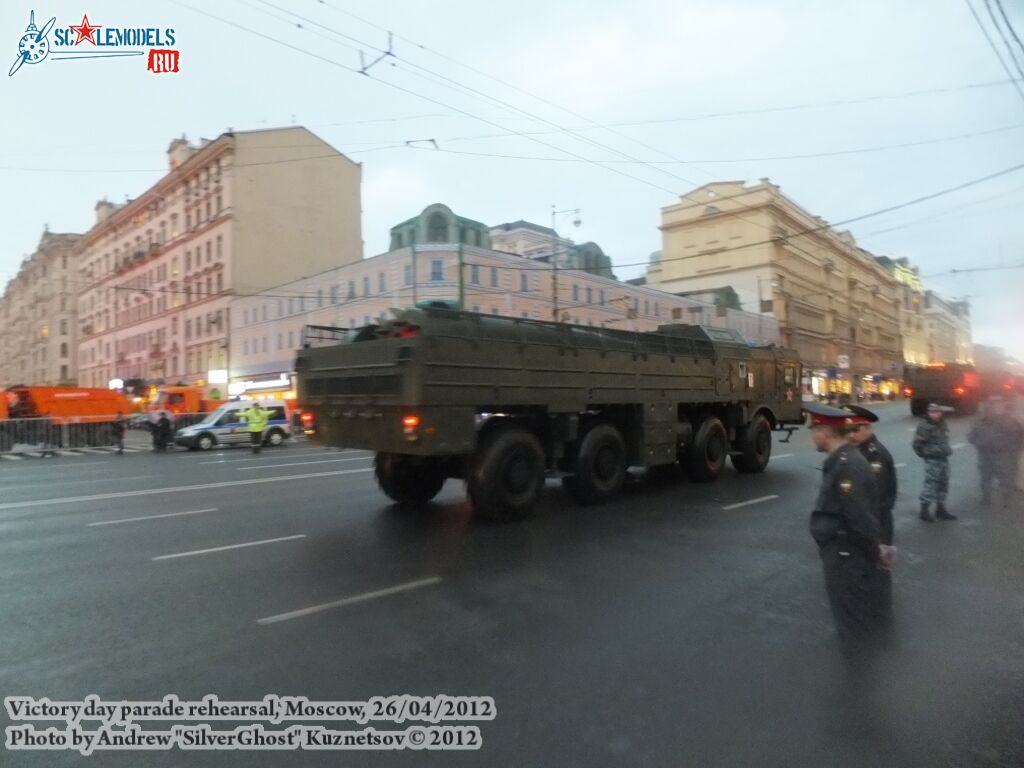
[295,307,804,521]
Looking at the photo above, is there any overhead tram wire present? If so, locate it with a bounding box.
[170,1,682,198]
[984,0,1024,83]
[965,0,1024,106]
[993,0,1024,62]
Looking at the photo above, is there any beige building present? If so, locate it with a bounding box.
[230,204,778,396]
[490,220,573,260]
[923,291,972,364]
[0,230,82,386]
[648,179,904,396]
[74,127,362,389]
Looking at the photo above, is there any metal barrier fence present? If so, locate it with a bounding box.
[0,412,217,454]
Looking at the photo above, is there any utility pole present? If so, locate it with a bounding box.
[550,205,581,323]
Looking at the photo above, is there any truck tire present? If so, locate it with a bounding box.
[686,416,727,482]
[468,426,545,522]
[562,422,627,505]
[910,398,927,417]
[731,415,772,474]
[374,453,446,506]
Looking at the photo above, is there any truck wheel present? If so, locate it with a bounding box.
[910,399,927,417]
[374,453,446,506]
[731,415,772,474]
[562,422,627,504]
[686,416,727,482]
[196,433,216,451]
[468,426,545,522]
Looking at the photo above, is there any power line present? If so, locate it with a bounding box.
[993,0,1024,63]
[965,0,1024,106]
[984,0,1024,82]
[404,122,1024,165]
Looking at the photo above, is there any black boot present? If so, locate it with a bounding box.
[920,502,935,522]
[936,503,957,520]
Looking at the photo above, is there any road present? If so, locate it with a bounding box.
[1,402,1021,767]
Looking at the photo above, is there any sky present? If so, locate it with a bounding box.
[1,0,1022,358]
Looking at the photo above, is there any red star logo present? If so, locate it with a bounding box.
[69,14,102,46]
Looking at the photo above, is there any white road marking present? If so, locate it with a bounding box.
[0,468,374,511]
[238,457,372,471]
[153,534,307,561]
[723,495,780,511]
[895,463,907,468]
[952,442,966,450]
[256,577,443,625]
[0,454,24,460]
[0,460,111,470]
[88,507,218,527]
[772,453,793,459]
[198,450,360,465]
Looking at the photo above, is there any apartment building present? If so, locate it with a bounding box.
[0,230,82,386]
[74,127,362,388]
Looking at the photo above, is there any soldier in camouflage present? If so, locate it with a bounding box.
[969,396,1024,508]
[913,403,955,522]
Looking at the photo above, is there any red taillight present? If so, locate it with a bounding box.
[301,411,314,425]
[402,415,420,428]
[1003,383,1013,391]
[953,386,965,396]
[903,387,913,397]
[398,326,420,338]
[300,411,316,435]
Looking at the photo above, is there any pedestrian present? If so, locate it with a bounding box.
[806,403,894,675]
[912,403,956,522]
[112,411,126,455]
[148,410,161,452]
[843,404,896,629]
[239,401,270,454]
[969,397,1023,508]
[156,411,173,453]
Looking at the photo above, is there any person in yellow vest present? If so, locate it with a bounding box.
[239,402,271,454]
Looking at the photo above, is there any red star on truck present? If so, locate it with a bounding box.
[69,13,102,46]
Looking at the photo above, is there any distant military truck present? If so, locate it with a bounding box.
[903,363,982,415]
[295,308,804,521]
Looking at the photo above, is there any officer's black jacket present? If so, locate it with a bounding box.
[810,443,882,561]
[858,434,897,513]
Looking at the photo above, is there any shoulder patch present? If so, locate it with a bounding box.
[839,453,848,463]
[839,479,854,494]
[871,462,882,473]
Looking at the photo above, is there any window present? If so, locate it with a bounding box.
[262,337,268,353]
[586,287,592,305]
[60,319,68,335]
[216,236,222,258]
[430,259,444,282]
[378,272,386,293]
[672,307,682,320]
[206,241,212,263]
[490,267,498,287]
[289,298,296,315]
[404,264,414,286]
[348,281,355,299]
[600,289,605,306]
[317,289,324,307]
[760,299,773,313]
[243,339,249,356]
[470,264,480,285]
[185,251,191,271]
[362,276,370,296]
[261,305,267,322]
[644,300,650,316]
[277,333,282,351]
[60,342,68,358]
[216,273,222,293]
[573,285,580,302]
[520,273,528,292]
[426,213,447,242]
[288,330,294,349]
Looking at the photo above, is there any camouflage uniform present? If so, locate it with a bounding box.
[913,418,951,505]
[970,412,1024,506]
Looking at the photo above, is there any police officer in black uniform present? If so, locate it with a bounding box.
[844,404,897,631]
[806,403,894,674]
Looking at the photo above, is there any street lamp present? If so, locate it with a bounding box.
[551,205,582,322]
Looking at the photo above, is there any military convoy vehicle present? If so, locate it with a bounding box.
[295,307,804,521]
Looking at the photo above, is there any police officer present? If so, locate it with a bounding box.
[239,401,271,454]
[969,396,1024,508]
[843,405,897,544]
[806,403,894,673]
[913,403,955,522]
[843,404,896,628]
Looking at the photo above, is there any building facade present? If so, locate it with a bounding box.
[0,230,82,386]
[648,179,904,397]
[230,206,779,395]
[923,291,972,364]
[74,127,362,389]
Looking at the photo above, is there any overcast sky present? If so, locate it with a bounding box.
[2,0,1022,358]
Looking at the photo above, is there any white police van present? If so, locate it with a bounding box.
[174,399,292,451]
